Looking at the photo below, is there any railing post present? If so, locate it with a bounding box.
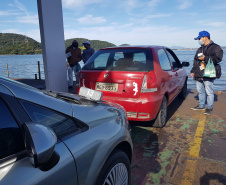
[38,61,41,80]
[6,64,9,78]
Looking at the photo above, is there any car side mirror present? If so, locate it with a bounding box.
[23,122,57,168]
[182,62,190,67]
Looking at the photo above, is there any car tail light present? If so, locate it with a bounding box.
[141,71,158,93]
[138,113,150,118]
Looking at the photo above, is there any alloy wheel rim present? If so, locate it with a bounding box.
[103,163,128,185]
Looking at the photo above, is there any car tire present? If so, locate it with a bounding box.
[95,150,131,185]
[178,79,187,99]
[152,96,167,128]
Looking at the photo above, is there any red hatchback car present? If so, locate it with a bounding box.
[75,46,189,127]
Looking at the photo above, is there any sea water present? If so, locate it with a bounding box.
[0,50,225,90]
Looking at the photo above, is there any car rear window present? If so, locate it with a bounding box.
[82,48,153,72]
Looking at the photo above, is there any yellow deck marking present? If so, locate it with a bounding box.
[180,112,206,185]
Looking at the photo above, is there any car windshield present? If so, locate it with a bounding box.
[82,48,153,72]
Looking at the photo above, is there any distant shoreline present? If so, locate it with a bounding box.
[1,47,225,56]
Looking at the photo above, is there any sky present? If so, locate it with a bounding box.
[0,0,226,48]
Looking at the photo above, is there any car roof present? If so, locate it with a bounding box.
[0,76,72,115]
[99,45,169,50]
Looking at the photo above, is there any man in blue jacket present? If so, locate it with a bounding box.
[82,41,95,64]
[190,31,223,115]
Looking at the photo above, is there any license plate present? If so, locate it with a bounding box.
[96,82,118,92]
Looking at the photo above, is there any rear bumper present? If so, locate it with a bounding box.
[103,93,162,121]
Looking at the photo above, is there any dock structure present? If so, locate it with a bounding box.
[130,89,226,185]
[15,78,226,185]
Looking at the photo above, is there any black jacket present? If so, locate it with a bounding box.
[191,41,223,80]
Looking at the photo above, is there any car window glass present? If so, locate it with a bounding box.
[83,49,153,72]
[21,100,78,138]
[0,99,24,160]
[93,53,110,69]
[134,52,146,64]
[158,49,172,71]
[166,50,181,69]
[114,52,124,60]
[113,52,124,67]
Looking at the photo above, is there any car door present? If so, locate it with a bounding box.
[157,48,178,103]
[165,48,187,95]
[0,85,78,185]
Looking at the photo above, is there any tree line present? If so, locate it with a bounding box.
[0,33,117,55]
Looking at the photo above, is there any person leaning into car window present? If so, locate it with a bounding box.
[66,40,82,89]
[190,30,223,115]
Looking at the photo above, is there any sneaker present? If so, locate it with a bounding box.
[204,108,213,115]
[191,105,205,110]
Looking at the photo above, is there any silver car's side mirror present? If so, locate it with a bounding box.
[23,122,57,168]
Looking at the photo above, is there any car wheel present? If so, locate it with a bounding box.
[179,79,187,99]
[153,96,167,128]
[95,150,131,185]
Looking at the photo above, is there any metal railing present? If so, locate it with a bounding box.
[1,61,43,80]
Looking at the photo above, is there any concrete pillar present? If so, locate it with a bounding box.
[37,0,67,92]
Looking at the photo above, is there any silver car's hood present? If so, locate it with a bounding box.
[53,91,126,128]
[71,101,126,128]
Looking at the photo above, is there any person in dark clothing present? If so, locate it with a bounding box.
[190,31,223,115]
[66,40,82,89]
[82,41,95,64]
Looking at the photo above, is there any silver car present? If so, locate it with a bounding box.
[0,77,133,185]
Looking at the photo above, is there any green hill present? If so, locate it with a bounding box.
[0,33,42,55]
[0,33,117,55]
[65,38,116,51]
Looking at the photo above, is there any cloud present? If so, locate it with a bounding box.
[0,14,38,25]
[0,11,21,16]
[17,15,39,25]
[200,21,225,27]
[213,3,226,10]
[14,0,28,15]
[64,24,183,47]
[148,0,162,9]
[76,15,106,25]
[147,13,172,19]
[62,0,103,9]
[1,29,20,33]
[178,0,193,9]
[64,24,225,48]
[121,0,161,13]
[119,0,140,13]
